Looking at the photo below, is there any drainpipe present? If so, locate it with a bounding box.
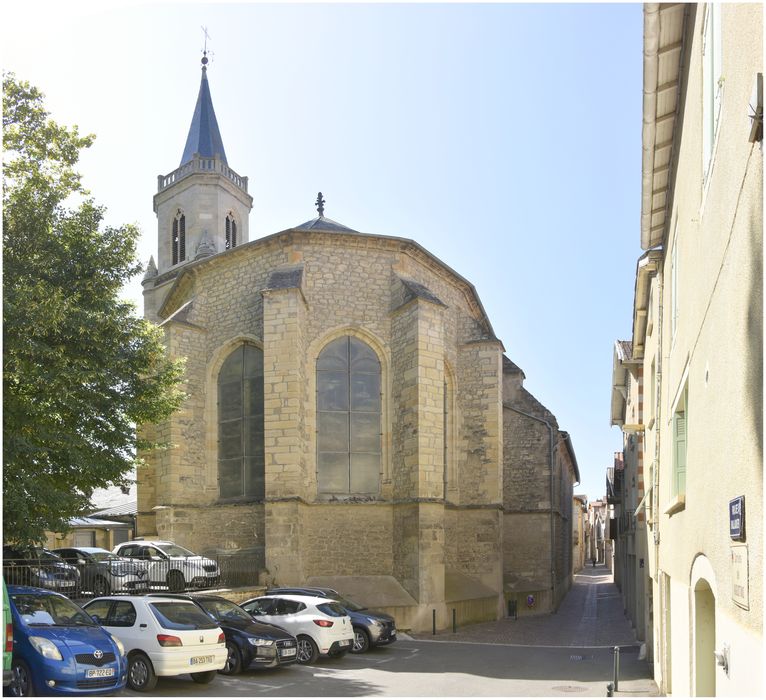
[504,404,557,610]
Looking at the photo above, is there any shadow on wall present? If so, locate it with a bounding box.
[746,204,763,466]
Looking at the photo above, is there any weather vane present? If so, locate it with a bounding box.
[201,26,212,66]
[315,192,326,217]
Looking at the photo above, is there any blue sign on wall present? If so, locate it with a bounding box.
[729,496,745,540]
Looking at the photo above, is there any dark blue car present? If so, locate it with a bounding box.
[6,586,126,696]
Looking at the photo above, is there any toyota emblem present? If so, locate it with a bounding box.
[93,650,103,660]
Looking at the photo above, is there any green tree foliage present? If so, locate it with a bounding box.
[3,74,185,544]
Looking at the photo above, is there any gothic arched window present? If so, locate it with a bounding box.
[218,344,264,499]
[172,210,186,265]
[317,336,381,495]
[225,213,237,250]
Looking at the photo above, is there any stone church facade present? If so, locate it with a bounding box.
[138,58,577,631]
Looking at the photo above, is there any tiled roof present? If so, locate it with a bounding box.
[616,340,633,362]
[292,216,357,233]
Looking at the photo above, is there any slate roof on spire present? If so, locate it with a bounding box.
[293,215,358,233]
[180,61,228,166]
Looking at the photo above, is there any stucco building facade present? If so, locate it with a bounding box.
[137,54,578,631]
[617,3,763,695]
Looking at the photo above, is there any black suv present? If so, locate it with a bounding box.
[267,586,396,653]
[2,545,80,594]
[148,593,298,674]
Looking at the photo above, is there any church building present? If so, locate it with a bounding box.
[138,55,578,631]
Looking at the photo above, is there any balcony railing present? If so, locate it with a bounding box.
[157,155,248,193]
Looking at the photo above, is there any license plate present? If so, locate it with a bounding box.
[338,639,350,647]
[190,655,214,665]
[279,647,296,657]
[86,668,114,678]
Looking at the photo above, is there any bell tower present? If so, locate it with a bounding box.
[148,49,253,285]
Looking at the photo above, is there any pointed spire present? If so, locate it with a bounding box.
[180,49,228,166]
[194,230,217,260]
[143,255,158,280]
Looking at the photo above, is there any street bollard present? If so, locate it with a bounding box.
[606,682,614,697]
[452,608,456,633]
[612,646,620,691]
[432,609,436,635]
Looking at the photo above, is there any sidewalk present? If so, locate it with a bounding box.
[411,564,660,696]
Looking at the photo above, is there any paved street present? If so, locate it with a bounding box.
[119,564,659,697]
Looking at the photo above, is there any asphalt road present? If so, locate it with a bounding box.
[119,638,651,697]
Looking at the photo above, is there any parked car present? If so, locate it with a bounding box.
[111,540,220,592]
[2,546,80,594]
[267,586,397,653]
[239,594,353,665]
[147,593,298,675]
[3,579,12,688]
[82,595,226,692]
[5,585,127,697]
[52,547,149,596]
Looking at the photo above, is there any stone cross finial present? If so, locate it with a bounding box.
[315,192,325,217]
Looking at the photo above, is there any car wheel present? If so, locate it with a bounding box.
[351,627,370,654]
[221,641,242,675]
[128,652,158,692]
[191,670,217,684]
[166,570,185,592]
[295,635,318,664]
[92,575,111,596]
[9,659,35,697]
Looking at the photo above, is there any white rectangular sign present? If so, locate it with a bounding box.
[731,544,749,610]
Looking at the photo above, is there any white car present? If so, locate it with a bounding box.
[240,594,354,664]
[83,595,226,692]
[112,540,220,592]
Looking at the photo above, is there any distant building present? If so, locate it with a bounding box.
[614,3,762,695]
[572,494,588,573]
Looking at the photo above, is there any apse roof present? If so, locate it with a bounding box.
[180,59,227,166]
[292,215,358,233]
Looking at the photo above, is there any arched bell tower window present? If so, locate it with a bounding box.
[225,212,238,250]
[317,336,381,495]
[172,210,186,265]
[218,344,264,500]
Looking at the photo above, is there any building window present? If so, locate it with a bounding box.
[225,213,237,250]
[317,336,381,495]
[218,344,264,500]
[702,2,723,182]
[671,386,687,498]
[443,379,449,496]
[172,210,186,265]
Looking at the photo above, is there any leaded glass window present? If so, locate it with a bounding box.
[218,345,264,499]
[317,337,381,495]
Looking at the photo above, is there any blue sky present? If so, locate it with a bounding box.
[2,1,643,501]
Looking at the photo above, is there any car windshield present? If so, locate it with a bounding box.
[332,595,365,612]
[156,544,195,557]
[316,602,347,617]
[199,599,253,623]
[88,551,121,562]
[149,602,217,630]
[12,593,95,627]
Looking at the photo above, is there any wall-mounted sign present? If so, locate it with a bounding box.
[731,544,749,610]
[526,595,535,608]
[729,496,745,540]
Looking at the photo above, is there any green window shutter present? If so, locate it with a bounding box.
[674,412,687,495]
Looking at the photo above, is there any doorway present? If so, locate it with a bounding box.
[694,579,716,696]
